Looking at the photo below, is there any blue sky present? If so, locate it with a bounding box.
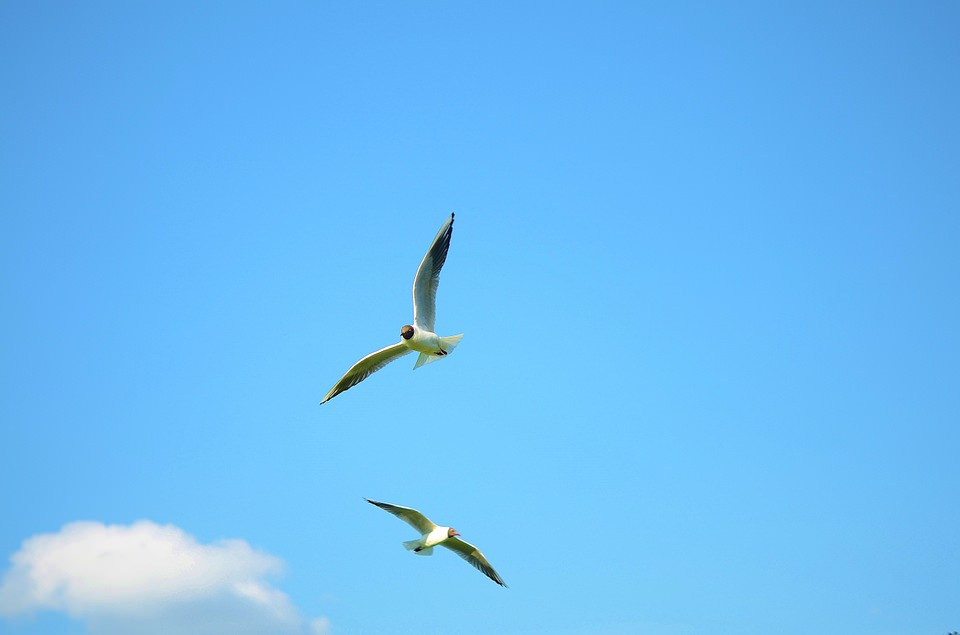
[1,2,958,634]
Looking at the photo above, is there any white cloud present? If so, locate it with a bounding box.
[0,520,327,635]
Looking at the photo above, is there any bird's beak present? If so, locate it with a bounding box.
[453,531,461,536]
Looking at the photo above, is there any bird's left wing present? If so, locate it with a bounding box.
[442,536,507,587]
[365,499,437,534]
[412,213,454,332]
[321,343,411,404]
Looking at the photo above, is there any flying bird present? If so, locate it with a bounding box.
[321,213,463,404]
[365,498,507,587]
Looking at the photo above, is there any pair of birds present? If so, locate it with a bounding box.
[322,213,507,588]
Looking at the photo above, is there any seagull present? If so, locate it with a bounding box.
[321,213,463,404]
[365,498,507,587]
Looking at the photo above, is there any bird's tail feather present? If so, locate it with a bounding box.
[413,334,464,369]
[441,333,464,351]
[403,540,432,555]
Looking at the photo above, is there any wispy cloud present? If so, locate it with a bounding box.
[0,520,327,635]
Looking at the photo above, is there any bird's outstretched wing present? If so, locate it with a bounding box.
[321,343,411,404]
[365,498,437,534]
[443,536,507,587]
[412,213,454,332]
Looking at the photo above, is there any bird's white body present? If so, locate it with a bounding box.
[422,526,454,549]
[403,325,463,369]
[405,326,440,353]
[401,525,455,555]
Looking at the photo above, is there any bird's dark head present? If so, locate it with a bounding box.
[401,325,415,340]
[448,528,460,538]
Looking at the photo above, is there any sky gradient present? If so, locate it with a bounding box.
[2,3,959,634]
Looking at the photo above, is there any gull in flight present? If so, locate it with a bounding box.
[321,213,463,404]
[365,498,507,587]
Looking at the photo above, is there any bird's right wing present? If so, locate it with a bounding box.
[321,343,411,404]
[365,499,437,534]
[412,213,454,332]
[443,536,507,587]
